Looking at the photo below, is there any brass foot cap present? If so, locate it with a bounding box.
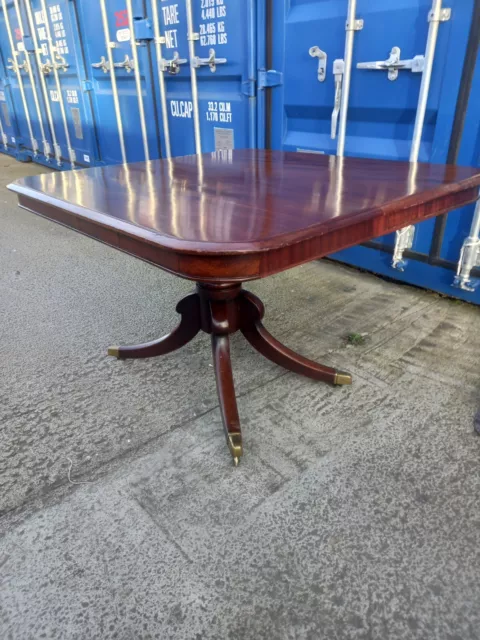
[107,346,120,358]
[334,371,353,386]
[228,433,243,463]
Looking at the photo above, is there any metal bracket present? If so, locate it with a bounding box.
[91,56,110,73]
[114,54,135,73]
[346,19,363,31]
[2,132,8,148]
[42,140,51,158]
[309,46,327,82]
[357,46,425,81]
[54,142,62,166]
[192,48,227,73]
[392,225,415,270]
[54,54,69,72]
[429,7,451,22]
[68,147,76,164]
[7,56,29,74]
[161,51,187,75]
[40,59,53,75]
[331,59,345,139]
[258,69,283,89]
[453,236,480,291]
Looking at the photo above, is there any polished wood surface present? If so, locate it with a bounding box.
[9,150,480,282]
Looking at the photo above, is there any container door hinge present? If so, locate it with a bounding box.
[242,79,256,97]
[82,80,93,91]
[258,70,283,89]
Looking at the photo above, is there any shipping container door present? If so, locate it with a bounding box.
[149,0,256,158]
[269,0,480,303]
[0,45,22,158]
[25,0,99,168]
[0,0,52,164]
[75,0,160,165]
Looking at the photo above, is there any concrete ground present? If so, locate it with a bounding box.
[1,154,480,640]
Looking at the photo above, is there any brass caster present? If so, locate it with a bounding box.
[228,433,243,466]
[334,371,353,386]
[107,346,120,358]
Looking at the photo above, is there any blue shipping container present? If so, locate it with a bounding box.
[1,0,480,303]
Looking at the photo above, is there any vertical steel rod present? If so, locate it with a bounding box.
[337,0,358,157]
[39,0,75,166]
[125,0,149,161]
[13,0,50,159]
[99,0,126,164]
[150,0,171,157]
[393,0,446,268]
[1,0,37,154]
[185,0,202,155]
[24,0,61,164]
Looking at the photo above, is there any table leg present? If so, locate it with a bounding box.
[240,291,352,386]
[107,293,201,359]
[211,333,243,466]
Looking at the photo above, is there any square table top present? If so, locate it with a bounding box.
[9,150,480,282]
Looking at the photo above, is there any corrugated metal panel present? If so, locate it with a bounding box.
[268,0,480,303]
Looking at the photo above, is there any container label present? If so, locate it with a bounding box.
[66,89,79,105]
[34,10,45,25]
[214,127,234,151]
[50,90,60,103]
[170,100,193,118]
[17,42,25,52]
[116,28,131,42]
[161,3,179,49]
[206,101,232,123]
[199,0,228,46]
[115,10,129,27]
[83,154,90,163]
[41,43,48,56]
[71,107,83,140]
[1,103,10,128]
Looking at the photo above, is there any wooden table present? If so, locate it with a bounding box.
[9,150,480,465]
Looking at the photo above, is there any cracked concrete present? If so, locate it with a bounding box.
[1,155,480,639]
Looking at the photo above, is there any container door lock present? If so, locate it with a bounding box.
[113,54,135,73]
[192,48,227,73]
[357,46,424,81]
[309,46,327,82]
[161,52,187,75]
[91,56,110,73]
[53,54,69,72]
[331,59,345,139]
[7,56,29,74]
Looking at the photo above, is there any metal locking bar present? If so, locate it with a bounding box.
[331,59,345,139]
[24,0,61,164]
[113,54,134,73]
[357,46,424,81]
[186,0,202,154]
[393,0,451,270]
[337,0,363,157]
[1,0,37,155]
[99,0,126,163]
[125,0,149,161]
[309,46,327,82]
[91,56,110,73]
[39,0,75,166]
[13,0,51,159]
[161,52,188,75]
[150,0,171,157]
[192,48,227,73]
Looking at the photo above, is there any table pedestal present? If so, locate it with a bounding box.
[108,283,352,465]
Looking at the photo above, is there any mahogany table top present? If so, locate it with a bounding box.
[9,150,480,282]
